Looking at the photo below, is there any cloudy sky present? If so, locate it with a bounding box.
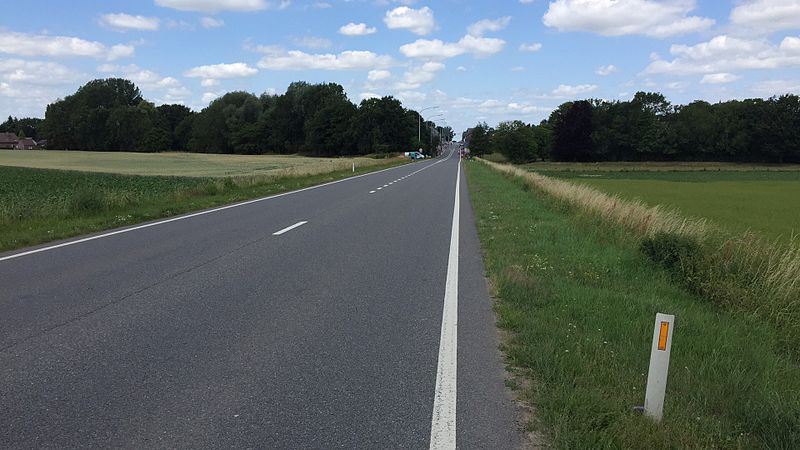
[1,0,799,133]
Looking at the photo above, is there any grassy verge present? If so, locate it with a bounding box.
[464,160,799,448]
[0,159,408,252]
[482,160,800,359]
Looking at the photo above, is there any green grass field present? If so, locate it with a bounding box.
[465,160,800,448]
[0,155,408,252]
[0,150,387,177]
[529,168,800,241]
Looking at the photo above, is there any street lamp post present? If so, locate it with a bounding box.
[418,106,439,143]
[426,113,444,153]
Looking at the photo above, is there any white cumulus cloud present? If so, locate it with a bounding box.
[644,35,800,75]
[0,59,82,85]
[184,62,258,78]
[730,0,800,35]
[395,61,445,89]
[400,35,505,60]
[291,36,332,49]
[155,0,271,12]
[467,17,511,37]
[519,42,542,52]
[257,49,393,70]
[202,92,219,103]
[360,92,381,101]
[100,13,160,31]
[201,17,225,28]
[0,31,135,60]
[367,69,392,81]
[596,64,618,75]
[339,22,377,36]
[751,79,800,96]
[700,73,740,84]
[543,0,713,38]
[384,6,435,35]
[97,63,191,104]
[552,83,598,98]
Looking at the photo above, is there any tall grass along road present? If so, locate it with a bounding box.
[465,160,799,448]
[0,149,523,448]
[535,166,800,241]
[484,159,800,358]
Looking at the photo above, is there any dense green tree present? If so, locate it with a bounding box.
[351,96,416,155]
[467,122,492,157]
[42,78,152,151]
[32,78,800,162]
[551,100,594,161]
[493,120,539,163]
[156,104,194,151]
[0,116,43,140]
[303,84,356,155]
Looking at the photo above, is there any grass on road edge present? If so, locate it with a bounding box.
[0,159,409,252]
[464,160,799,449]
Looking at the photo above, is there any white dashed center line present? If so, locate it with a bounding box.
[367,153,453,195]
[272,221,308,236]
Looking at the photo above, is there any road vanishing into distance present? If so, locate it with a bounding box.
[0,147,522,449]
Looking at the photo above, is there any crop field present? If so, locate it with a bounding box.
[526,166,800,241]
[0,154,407,251]
[0,150,388,178]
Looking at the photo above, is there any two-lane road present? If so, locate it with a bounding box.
[0,148,522,448]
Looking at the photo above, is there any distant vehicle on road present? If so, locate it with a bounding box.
[409,152,425,160]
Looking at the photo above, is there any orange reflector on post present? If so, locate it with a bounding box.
[658,321,669,351]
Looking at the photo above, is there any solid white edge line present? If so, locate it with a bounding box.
[0,158,441,263]
[272,221,308,236]
[429,158,460,450]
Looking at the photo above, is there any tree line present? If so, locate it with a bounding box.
[27,78,454,155]
[466,92,800,164]
[0,117,44,140]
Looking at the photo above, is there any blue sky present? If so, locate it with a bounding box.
[1,0,799,133]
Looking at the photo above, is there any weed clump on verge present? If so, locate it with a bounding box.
[69,189,106,214]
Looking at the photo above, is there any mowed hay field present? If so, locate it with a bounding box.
[526,163,800,241]
[0,150,388,178]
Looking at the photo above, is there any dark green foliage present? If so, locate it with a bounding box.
[543,92,800,163]
[0,116,43,140]
[351,96,417,155]
[493,120,540,163]
[155,104,193,151]
[69,189,106,214]
[42,78,169,152]
[552,100,594,161]
[36,78,442,156]
[465,122,492,157]
[640,233,708,290]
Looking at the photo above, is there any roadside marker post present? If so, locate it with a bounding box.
[352,162,355,173]
[644,313,675,422]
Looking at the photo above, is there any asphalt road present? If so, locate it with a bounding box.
[0,147,523,449]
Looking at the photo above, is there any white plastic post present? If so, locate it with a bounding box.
[352,162,355,172]
[644,313,674,422]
